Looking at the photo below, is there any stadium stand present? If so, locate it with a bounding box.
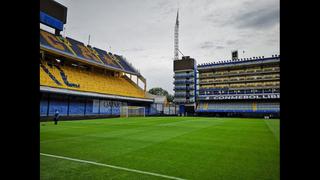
[196,102,279,113]
[39,1,155,120]
[40,29,153,119]
[195,55,280,117]
[40,59,145,98]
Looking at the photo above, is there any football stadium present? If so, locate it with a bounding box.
[40,0,280,179]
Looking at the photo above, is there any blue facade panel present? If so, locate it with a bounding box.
[40,99,48,116]
[99,100,112,115]
[69,97,85,115]
[112,101,120,115]
[40,93,151,117]
[48,97,68,115]
[179,105,185,114]
[85,99,100,115]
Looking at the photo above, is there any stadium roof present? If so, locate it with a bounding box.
[197,55,280,70]
[40,29,142,77]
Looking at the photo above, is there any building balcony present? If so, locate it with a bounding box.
[199,77,280,85]
[174,80,195,84]
[174,93,195,97]
[174,86,195,90]
[174,74,195,78]
[199,68,280,79]
[174,98,195,103]
[198,88,280,96]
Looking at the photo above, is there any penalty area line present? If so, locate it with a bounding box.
[40,153,186,180]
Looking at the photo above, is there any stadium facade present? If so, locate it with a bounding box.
[196,55,280,117]
[40,0,155,119]
[173,55,280,117]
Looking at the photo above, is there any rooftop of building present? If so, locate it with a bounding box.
[197,55,280,69]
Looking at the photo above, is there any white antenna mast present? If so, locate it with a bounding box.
[174,9,179,60]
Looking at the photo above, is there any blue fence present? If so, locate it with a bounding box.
[40,93,150,117]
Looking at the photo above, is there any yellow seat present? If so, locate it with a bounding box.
[40,59,146,98]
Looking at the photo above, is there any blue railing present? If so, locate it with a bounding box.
[174,74,195,78]
[198,89,280,96]
[174,87,195,90]
[174,80,195,84]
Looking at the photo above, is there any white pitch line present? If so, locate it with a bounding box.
[40,153,186,180]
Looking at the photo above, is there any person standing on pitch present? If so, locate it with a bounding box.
[54,109,60,125]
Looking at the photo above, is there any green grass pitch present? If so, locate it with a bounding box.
[40,117,279,180]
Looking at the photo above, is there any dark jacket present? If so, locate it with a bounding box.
[54,111,60,120]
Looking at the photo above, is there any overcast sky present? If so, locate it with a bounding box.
[46,0,279,94]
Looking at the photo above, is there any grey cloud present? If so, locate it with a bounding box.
[149,0,176,23]
[227,40,238,45]
[200,42,224,50]
[153,1,170,9]
[234,7,279,29]
[200,41,214,49]
[123,47,145,52]
[203,11,226,26]
[215,46,224,49]
[203,1,279,30]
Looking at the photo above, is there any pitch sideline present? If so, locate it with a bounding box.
[40,153,187,180]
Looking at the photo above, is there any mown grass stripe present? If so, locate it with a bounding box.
[40,153,187,180]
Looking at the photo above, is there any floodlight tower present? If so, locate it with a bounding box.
[174,9,179,60]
